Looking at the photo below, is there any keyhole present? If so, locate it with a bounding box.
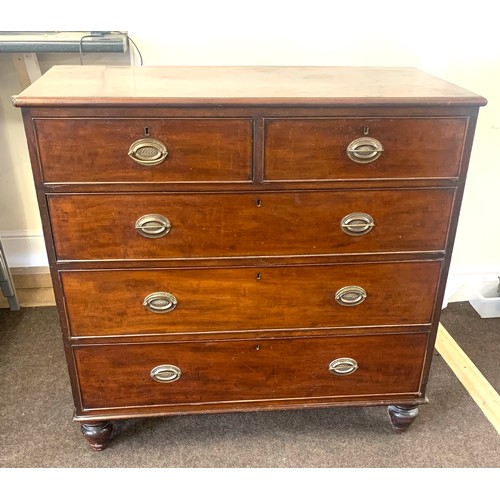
[255,344,261,351]
[363,126,370,135]
[256,199,262,207]
[144,127,150,136]
[256,272,262,280]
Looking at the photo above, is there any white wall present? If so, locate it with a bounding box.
[0,50,130,267]
[1,0,499,300]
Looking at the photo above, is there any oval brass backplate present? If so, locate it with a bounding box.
[135,214,171,238]
[346,137,383,163]
[329,357,358,376]
[128,138,168,166]
[335,286,367,306]
[340,212,375,236]
[143,292,178,313]
[150,364,182,383]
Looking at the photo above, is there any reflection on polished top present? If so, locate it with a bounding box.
[13,65,488,107]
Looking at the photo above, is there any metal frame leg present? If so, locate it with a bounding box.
[0,240,20,311]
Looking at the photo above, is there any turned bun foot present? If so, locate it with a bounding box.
[81,421,113,451]
[388,404,419,433]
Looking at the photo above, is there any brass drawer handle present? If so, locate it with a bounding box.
[329,357,358,376]
[341,212,375,236]
[135,214,171,238]
[335,286,367,306]
[128,138,168,166]
[347,137,384,163]
[143,292,177,313]
[150,364,182,383]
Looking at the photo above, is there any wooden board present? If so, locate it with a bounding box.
[436,323,500,433]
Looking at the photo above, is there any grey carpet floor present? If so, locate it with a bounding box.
[0,305,499,468]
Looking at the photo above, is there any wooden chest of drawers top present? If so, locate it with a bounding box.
[13,65,486,107]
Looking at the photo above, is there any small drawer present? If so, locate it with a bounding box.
[61,261,441,337]
[34,118,253,183]
[74,333,427,409]
[264,117,467,181]
[48,189,455,261]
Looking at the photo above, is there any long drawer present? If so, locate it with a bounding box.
[74,333,427,409]
[264,117,468,181]
[34,118,253,183]
[48,189,455,261]
[61,261,441,336]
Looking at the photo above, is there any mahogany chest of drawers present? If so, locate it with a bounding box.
[14,66,486,450]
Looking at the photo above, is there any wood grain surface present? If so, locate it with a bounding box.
[48,189,455,261]
[264,117,467,180]
[13,66,487,107]
[74,333,427,408]
[34,118,253,183]
[61,261,441,336]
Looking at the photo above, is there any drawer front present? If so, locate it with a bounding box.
[62,262,441,336]
[75,333,427,408]
[34,118,253,183]
[49,189,454,261]
[264,117,467,181]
